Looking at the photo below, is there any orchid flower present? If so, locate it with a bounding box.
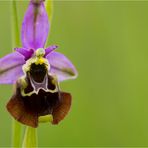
[0,0,77,128]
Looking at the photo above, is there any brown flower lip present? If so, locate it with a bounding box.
[6,63,72,128]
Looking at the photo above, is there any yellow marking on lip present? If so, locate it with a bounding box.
[35,57,45,65]
[38,114,53,123]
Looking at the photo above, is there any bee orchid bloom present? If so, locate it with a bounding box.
[0,0,77,127]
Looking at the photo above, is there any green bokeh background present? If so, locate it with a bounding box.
[0,0,148,147]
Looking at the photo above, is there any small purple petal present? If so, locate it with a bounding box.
[15,48,34,60]
[22,1,49,49]
[0,52,25,84]
[45,45,58,57]
[46,52,78,81]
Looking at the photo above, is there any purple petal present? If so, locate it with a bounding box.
[46,52,78,81]
[21,1,49,49]
[0,52,25,84]
[15,48,34,60]
[45,45,58,57]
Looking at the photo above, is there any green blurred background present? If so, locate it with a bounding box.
[0,0,148,147]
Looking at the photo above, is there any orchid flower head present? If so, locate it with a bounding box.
[0,0,78,127]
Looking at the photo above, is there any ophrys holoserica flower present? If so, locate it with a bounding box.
[0,0,77,127]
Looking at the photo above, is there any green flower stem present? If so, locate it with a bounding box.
[11,0,20,47]
[12,120,22,147]
[22,127,37,148]
[11,1,22,147]
[45,0,53,22]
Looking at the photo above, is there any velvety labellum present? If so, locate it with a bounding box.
[7,61,71,128]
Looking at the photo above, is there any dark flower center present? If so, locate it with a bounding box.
[30,63,47,83]
[23,89,60,116]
